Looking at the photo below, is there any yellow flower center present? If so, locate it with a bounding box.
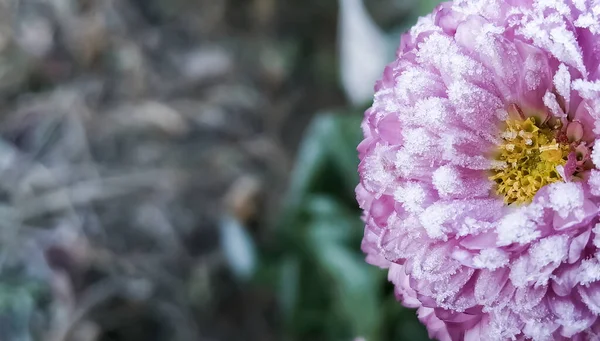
[490,117,570,204]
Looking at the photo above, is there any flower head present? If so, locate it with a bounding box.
[357,0,600,340]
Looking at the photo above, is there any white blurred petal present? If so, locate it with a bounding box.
[219,215,257,280]
[338,0,389,105]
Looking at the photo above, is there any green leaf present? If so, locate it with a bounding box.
[0,282,40,341]
[282,112,363,221]
[275,110,427,340]
[325,114,363,193]
[311,233,383,340]
[284,115,333,215]
[417,0,444,16]
[278,256,301,319]
[304,195,361,239]
[305,199,384,341]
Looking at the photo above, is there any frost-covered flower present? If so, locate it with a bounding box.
[357,1,600,340]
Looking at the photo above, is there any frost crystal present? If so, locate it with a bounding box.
[497,205,543,245]
[548,182,584,218]
[473,248,509,269]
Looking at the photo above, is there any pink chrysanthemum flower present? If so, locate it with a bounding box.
[357,0,600,340]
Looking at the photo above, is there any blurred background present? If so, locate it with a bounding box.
[0,0,443,340]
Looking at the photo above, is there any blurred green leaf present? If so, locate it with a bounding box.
[283,111,362,218]
[304,195,359,240]
[326,115,363,193]
[310,238,382,340]
[0,281,44,341]
[386,0,445,43]
[271,109,432,341]
[304,195,383,341]
[417,0,444,16]
[382,292,431,341]
[279,256,301,318]
[284,115,331,212]
[274,111,382,341]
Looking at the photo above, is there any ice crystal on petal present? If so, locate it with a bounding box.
[543,91,565,117]
[457,217,495,236]
[473,248,509,269]
[573,0,587,11]
[535,0,573,16]
[362,143,397,197]
[579,284,600,314]
[432,166,463,198]
[578,258,600,285]
[419,202,455,240]
[523,320,559,341]
[524,17,587,76]
[530,235,569,266]
[551,297,596,337]
[487,309,523,341]
[394,182,427,213]
[497,205,543,245]
[592,141,600,167]
[412,97,451,128]
[589,170,600,196]
[395,68,444,105]
[548,182,584,218]
[402,128,436,155]
[575,13,600,34]
[573,80,600,100]
[593,223,600,248]
[524,53,545,91]
[510,255,532,288]
[409,15,441,39]
[553,64,571,107]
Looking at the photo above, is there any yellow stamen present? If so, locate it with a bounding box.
[490,117,569,204]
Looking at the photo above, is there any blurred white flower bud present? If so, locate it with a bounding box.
[338,0,389,105]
